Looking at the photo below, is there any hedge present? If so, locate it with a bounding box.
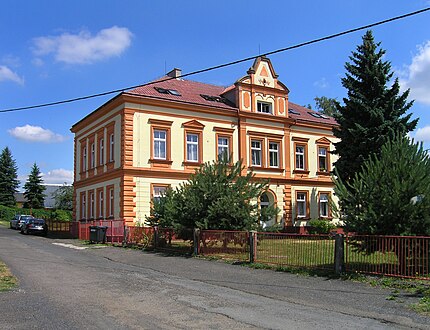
[0,205,72,222]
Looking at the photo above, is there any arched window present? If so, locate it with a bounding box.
[259,191,276,227]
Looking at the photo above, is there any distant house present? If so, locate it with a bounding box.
[14,193,26,208]
[71,56,339,228]
[14,184,71,209]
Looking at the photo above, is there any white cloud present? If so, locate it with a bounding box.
[33,26,133,64]
[8,125,68,143]
[411,126,430,143]
[42,169,74,185]
[313,77,329,89]
[0,65,24,85]
[399,41,430,105]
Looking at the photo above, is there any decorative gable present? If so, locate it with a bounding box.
[235,56,289,117]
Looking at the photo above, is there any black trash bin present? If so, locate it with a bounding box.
[89,225,108,243]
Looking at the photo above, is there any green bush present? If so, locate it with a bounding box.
[308,219,336,234]
[0,206,72,222]
[50,209,72,221]
[0,205,16,221]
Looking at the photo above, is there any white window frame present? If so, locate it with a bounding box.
[257,101,272,114]
[90,192,95,219]
[82,146,87,172]
[99,138,104,166]
[217,136,229,161]
[269,142,279,168]
[251,140,262,166]
[297,193,306,218]
[319,193,329,218]
[81,194,86,219]
[109,188,114,217]
[109,133,114,162]
[154,129,167,160]
[90,143,95,169]
[318,147,328,172]
[186,133,199,162]
[99,191,104,218]
[295,145,305,170]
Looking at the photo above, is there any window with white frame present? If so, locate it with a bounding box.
[218,136,229,161]
[269,142,279,167]
[90,143,95,168]
[99,138,104,165]
[82,146,87,171]
[297,192,307,218]
[319,193,329,218]
[251,140,262,166]
[153,186,167,203]
[99,190,104,218]
[186,133,199,162]
[257,101,272,114]
[295,145,305,170]
[109,133,114,162]
[318,147,328,172]
[90,192,95,219]
[154,130,167,159]
[81,194,86,219]
[109,188,114,217]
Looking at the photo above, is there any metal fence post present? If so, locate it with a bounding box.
[153,226,159,250]
[334,234,345,274]
[193,228,200,256]
[249,230,257,263]
[123,224,127,246]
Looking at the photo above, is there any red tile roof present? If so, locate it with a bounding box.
[126,76,337,125]
[288,102,337,125]
[126,77,236,111]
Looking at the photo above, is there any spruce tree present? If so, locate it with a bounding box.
[333,30,417,183]
[334,135,430,237]
[0,147,19,207]
[23,163,46,209]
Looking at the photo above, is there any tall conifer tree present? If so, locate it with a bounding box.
[0,147,19,207]
[23,163,46,209]
[333,30,417,183]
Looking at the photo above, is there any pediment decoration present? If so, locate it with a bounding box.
[316,137,332,145]
[182,120,205,130]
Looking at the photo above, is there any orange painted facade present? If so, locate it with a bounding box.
[71,57,339,227]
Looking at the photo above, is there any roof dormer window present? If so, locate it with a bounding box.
[154,87,181,96]
[257,101,272,114]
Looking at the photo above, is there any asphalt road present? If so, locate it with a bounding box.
[0,225,429,330]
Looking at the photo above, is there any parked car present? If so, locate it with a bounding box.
[10,215,34,230]
[20,218,48,236]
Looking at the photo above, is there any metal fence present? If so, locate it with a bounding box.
[345,235,430,280]
[45,221,430,280]
[254,232,335,270]
[198,230,249,261]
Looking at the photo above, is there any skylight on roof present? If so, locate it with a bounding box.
[288,109,300,115]
[154,87,181,96]
[200,94,229,104]
[308,112,329,119]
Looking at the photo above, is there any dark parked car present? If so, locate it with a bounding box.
[20,218,48,236]
[10,215,34,230]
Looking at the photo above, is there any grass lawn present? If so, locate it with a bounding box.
[0,260,17,292]
[0,219,9,227]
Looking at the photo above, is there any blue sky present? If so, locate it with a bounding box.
[1,1,430,188]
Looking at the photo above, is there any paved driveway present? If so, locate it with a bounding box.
[0,225,429,329]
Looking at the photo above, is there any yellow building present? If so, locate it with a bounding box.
[71,56,339,228]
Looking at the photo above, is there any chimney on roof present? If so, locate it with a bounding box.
[167,68,182,79]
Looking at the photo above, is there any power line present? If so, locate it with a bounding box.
[1,7,429,114]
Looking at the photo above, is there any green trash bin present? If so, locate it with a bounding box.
[89,225,108,243]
